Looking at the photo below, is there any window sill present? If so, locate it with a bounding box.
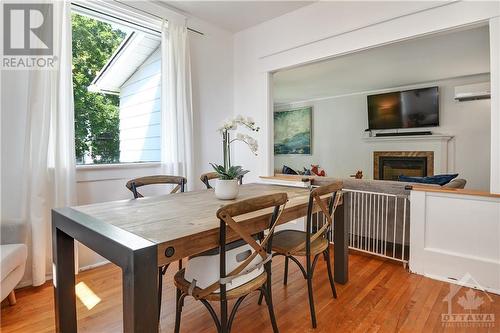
[76,162,161,171]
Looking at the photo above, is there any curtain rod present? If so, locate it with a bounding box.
[114,1,204,35]
[71,2,204,36]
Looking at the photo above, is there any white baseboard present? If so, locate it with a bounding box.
[78,260,111,272]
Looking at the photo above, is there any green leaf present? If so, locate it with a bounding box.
[209,163,249,180]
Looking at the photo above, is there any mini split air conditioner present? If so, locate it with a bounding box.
[454,82,491,101]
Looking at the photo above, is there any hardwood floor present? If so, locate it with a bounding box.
[1,249,499,332]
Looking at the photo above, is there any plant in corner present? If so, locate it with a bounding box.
[211,115,259,199]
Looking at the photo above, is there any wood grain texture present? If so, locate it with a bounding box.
[72,184,330,266]
[200,172,220,182]
[3,250,500,333]
[174,269,267,301]
[410,184,500,198]
[272,230,329,256]
[125,175,186,198]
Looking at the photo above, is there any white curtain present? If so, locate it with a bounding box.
[160,21,195,190]
[22,0,76,286]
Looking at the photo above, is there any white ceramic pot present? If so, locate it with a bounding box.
[215,179,239,200]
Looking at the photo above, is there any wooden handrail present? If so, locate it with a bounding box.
[408,184,500,199]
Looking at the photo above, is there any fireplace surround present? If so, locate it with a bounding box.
[374,151,434,180]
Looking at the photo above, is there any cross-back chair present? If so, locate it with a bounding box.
[173,192,288,333]
[126,175,186,198]
[200,172,243,189]
[125,175,187,320]
[262,182,342,328]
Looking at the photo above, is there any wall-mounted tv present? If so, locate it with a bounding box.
[367,87,439,130]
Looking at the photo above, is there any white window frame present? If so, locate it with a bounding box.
[72,0,164,169]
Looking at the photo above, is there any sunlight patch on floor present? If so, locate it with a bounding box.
[75,282,101,310]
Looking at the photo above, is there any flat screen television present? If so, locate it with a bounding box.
[367,87,439,130]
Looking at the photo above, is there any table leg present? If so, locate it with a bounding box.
[334,200,348,284]
[122,247,159,333]
[52,226,77,332]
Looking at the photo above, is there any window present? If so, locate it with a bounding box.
[71,10,161,165]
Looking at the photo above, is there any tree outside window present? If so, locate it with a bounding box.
[72,13,125,164]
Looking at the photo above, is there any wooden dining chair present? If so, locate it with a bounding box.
[263,182,342,328]
[126,175,186,198]
[125,175,187,321]
[200,172,243,189]
[173,193,288,333]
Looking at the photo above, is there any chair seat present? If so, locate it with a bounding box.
[174,268,267,301]
[1,244,27,281]
[272,230,329,256]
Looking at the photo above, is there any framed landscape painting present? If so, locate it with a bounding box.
[274,107,312,155]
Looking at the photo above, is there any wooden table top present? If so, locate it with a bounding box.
[73,183,313,246]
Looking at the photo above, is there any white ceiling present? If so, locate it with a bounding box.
[273,25,491,104]
[162,1,314,32]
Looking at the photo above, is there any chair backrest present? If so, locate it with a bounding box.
[299,181,343,255]
[126,175,187,198]
[200,172,243,189]
[193,193,287,299]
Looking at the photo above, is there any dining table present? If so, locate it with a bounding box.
[52,182,349,332]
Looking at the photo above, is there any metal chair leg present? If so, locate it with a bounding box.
[157,268,163,321]
[283,256,289,285]
[306,256,317,328]
[157,264,169,322]
[228,295,248,332]
[323,250,337,299]
[221,297,228,333]
[174,290,186,333]
[258,288,264,305]
[261,287,279,333]
[200,299,222,332]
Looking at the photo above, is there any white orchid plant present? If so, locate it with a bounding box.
[213,115,259,179]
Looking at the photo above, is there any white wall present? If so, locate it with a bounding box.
[274,74,491,190]
[189,21,234,180]
[490,17,500,193]
[119,48,161,163]
[233,1,500,193]
[410,189,500,294]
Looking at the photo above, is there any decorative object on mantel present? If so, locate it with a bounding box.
[311,164,326,176]
[211,115,259,199]
[274,107,312,155]
[350,170,363,179]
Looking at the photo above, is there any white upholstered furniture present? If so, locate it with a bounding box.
[1,222,28,305]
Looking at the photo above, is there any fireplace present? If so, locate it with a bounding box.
[374,151,434,181]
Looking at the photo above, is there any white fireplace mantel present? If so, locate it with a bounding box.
[362,134,454,143]
[362,134,455,177]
